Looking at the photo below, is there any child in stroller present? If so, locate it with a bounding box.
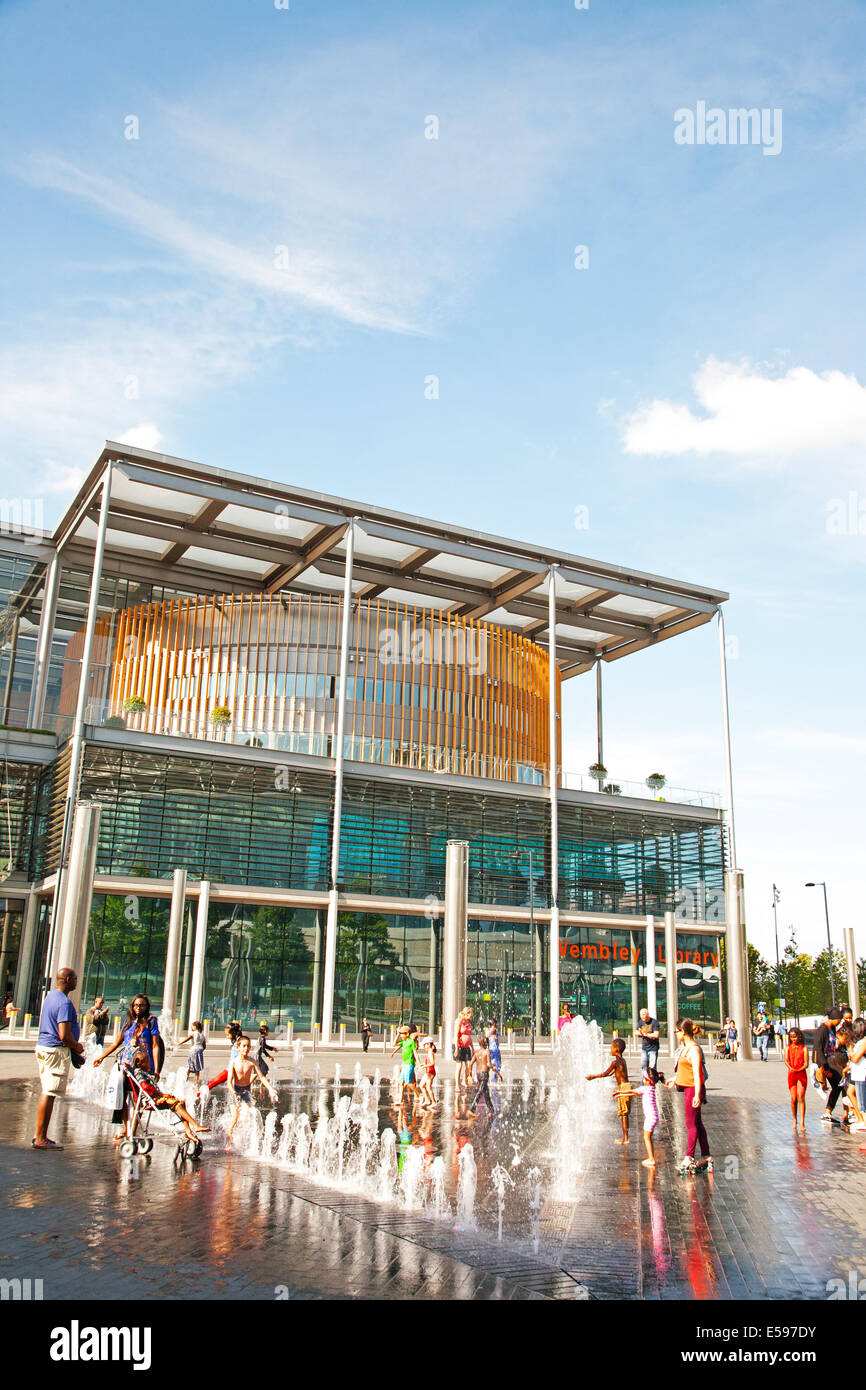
[116,1044,210,1157]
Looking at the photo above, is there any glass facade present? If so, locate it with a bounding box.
[75,745,725,914]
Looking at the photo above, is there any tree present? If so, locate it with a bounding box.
[747,942,775,1010]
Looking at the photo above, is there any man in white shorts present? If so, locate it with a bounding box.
[33,966,85,1150]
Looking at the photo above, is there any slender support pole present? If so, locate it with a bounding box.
[547,566,560,1035]
[13,889,41,1014]
[162,868,187,1023]
[629,929,640,1034]
[596,659,603,769]
[178,905,196,1033]
[442,840,468,1060]
[321,520,355,1042]
[311,910,324,1029]
[844,927,860,1017]
[2,613,20,724]
[188,881,210,1029]
[0,907,14,996]
[53,801,101,1014]
[46,465,112,986]
[28,551,61,729]
[427,917,439,1035]
[724,869,752,1058]
[664,910,678,1057]
[645,913,657,1022]
[717,610,738,870]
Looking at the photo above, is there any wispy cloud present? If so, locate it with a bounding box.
[621,358,866,459]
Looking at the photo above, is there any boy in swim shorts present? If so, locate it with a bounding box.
[390,1025,419,1108]
[586,1038,632,1145]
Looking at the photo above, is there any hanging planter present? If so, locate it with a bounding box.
[209,706,232,739]
[588,762,607,787]
[122,695,147,715]
[646,772,667,796]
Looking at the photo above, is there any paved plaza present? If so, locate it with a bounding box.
[2,1044,865,1302]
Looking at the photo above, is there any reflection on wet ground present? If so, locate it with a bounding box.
[2,1063,865,1300]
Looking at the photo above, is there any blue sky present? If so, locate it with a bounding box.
[1,0,864,971]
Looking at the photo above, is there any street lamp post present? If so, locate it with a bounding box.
[772,885,782,1035]
[805,881,835,1006]
[513,848,541,1036]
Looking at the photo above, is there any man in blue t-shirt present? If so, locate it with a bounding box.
[34,967,84,1150]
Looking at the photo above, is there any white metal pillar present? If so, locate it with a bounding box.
[595,659,603,768]
[844,927,860,1017]
[629,929,640,1033]
[52,801,102,1013]
[45,465,113,989]
[27,550,61,729]
[645,913,657,1022]
[717,609,738,870]
[547,566,560,1034]
[162,868,187,1025]
[13,889,41,1014]
[442,840,468,1057]
[664,910,678,1057]
[321,520,355,1042]
[724,869,752,1058]
[187,882,210,1030]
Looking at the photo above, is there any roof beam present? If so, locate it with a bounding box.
[159,498,226,566]
[264,522,348,594]
[94,508,294,568]
[450,569,543,621]
[557,564,719,616]
[508,598,650,641]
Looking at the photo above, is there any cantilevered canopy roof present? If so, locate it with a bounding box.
[56,442,728,680]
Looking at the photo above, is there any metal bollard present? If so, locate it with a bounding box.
[22,1013,32,1039]
[7,1009,18,1037]
[339,1023,345,1048]
[286,1020,293,1048]
[507,1026,514,1055]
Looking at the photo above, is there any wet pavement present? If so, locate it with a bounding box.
[2,1056,866,1301]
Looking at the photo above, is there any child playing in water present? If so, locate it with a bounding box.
[177,1021,207,1087]
[587,1038,631,1145]
[127,1044,210,1146]
[390,1025,419,1108]
[227,1035,278,1144]
[616,1067,664,1166]
[418,1038,437,1109]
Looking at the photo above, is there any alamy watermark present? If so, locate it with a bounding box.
[826,491,866,535]
[378,620,487,673]
[0,497,44,537]
[674,102,782,156]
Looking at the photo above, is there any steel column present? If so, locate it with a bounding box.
[717,610,738,870]
[596,658,603,769]
[14,890,41,1016]
[187,881,210,1029]
[547,566,560,1034]
[27,550,61,729]
[844,927,860,1017]
[321,520,355,1042]
[664,910,678,1057]
[442,840,468,1058]
[52,801,101,1013]
[724,869,752,1058]
[645,913,657,1023]
[162,868,187,1026]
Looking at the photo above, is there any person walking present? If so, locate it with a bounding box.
[637,1007,660,1078]
[469,1035,496,1117]
[784,1026,808,1132]
[33,967,85,1150]
[361,1016,372,1053]
[755,1008,772,1062]
[84,996,110,1049]
[666,1019,712,1174]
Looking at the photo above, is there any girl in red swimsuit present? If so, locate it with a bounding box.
[784,1027,808,1132]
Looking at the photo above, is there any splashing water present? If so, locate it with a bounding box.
[455,1144,477,1232]
[527,1166,543,1253]
[490,1164,515,1242]
[522,1067,531,1104]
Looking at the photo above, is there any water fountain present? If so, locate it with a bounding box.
[490,1164,515,1242]
[522,1067,531,1104]
[526,1166,543,1253]
[455,1144,477,1232]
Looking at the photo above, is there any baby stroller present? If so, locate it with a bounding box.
[114,1060,204,1163]
[713,1029,730,1061]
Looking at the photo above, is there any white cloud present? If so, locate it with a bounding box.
[621,358,866,457]
[115,424,164,452]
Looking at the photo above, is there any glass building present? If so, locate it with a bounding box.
[1,442,740,1038]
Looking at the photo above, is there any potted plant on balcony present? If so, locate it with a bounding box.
[603,782,622,795]
[123,694,147,716]
[646,772,667,798]
[209,705,232,739]
[588,761,607,790]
